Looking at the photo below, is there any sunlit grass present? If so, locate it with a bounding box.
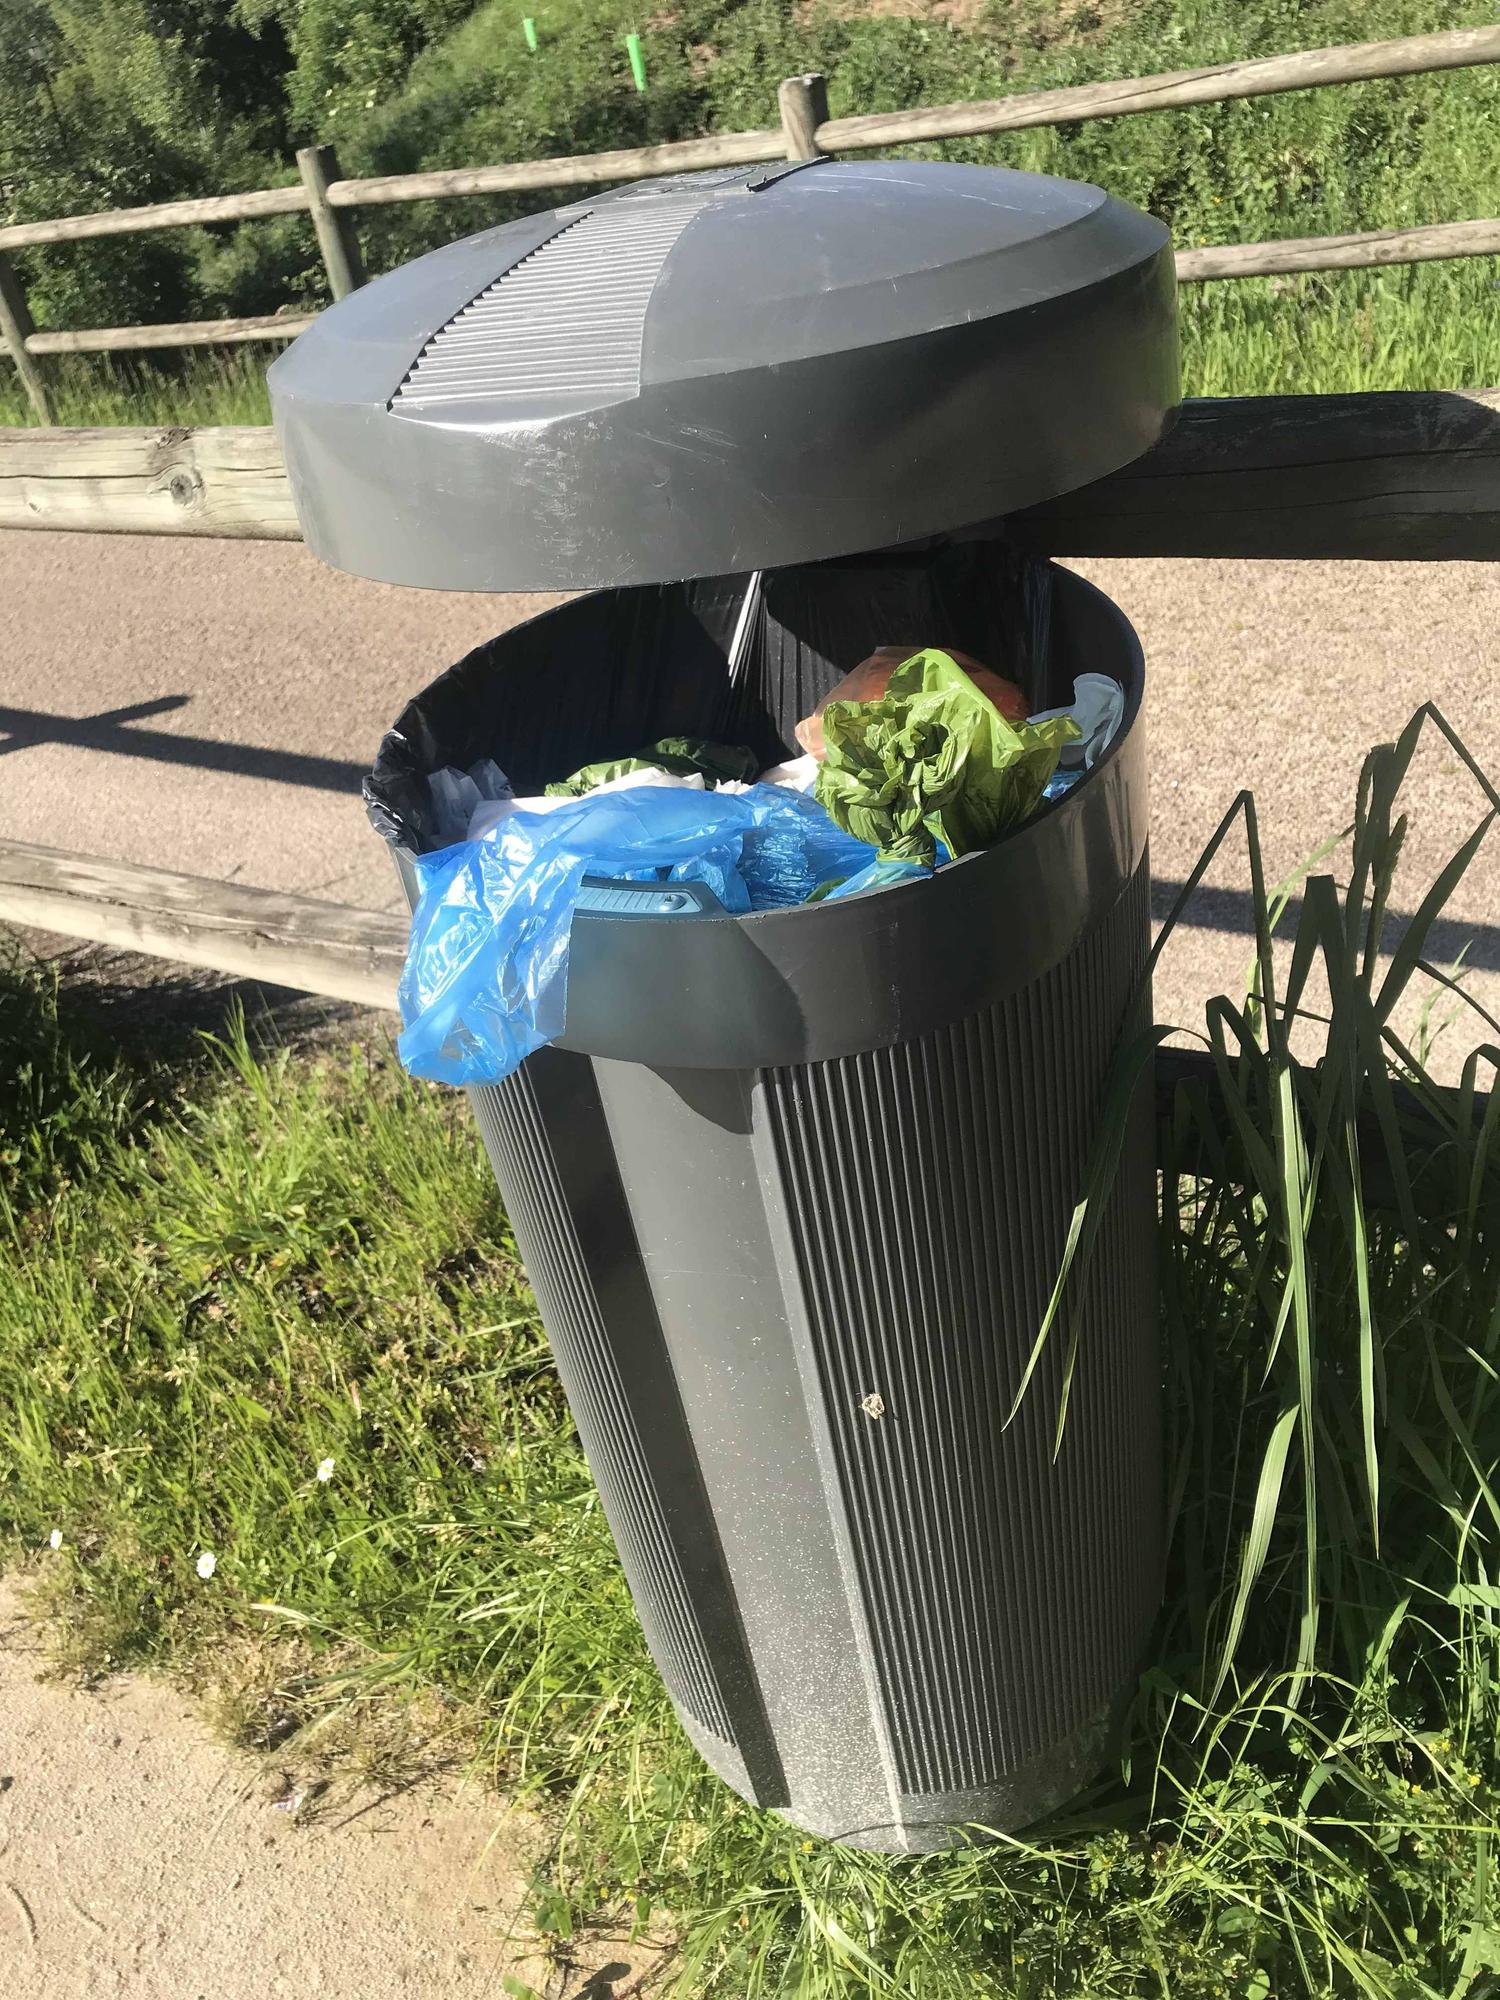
[1181,259,1500,396]
[0,347,273,428]
[3,251,1494,434]
[2,709,1498,1994]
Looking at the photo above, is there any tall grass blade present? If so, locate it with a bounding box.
[1208,1401,1298,1705]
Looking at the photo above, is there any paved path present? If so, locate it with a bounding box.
[0,1580,659,1999]
[2,529,1496,1059]
[1078,553,1500,1070]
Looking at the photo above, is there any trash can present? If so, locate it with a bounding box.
[269,158,1177,1853]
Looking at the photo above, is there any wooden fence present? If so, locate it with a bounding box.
[2,25,1499,1045]
[0,837,405,1011]
[1,380,1497,1013]
[4,23,1500,419]
[4,389,1497,559]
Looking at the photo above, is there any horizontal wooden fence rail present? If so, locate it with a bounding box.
[319,128,785,216]
[0,183,315,255]
[0,839,405,1011]
[1002,387,1500,563]
[3,25,1496,253]
[813,24,1500,150]
[1,844,1487,1173]
[3,390,1497,560]
[3,23,1500,410]
[0,424,299,536]
[26,312,318,357]
[18,210,1500,371]
[1173,214,1500,283]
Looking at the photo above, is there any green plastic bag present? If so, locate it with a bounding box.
[814,649,1080,866]
[545,737,759,798]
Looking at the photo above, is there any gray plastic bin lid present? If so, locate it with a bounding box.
[269,158,1178,591]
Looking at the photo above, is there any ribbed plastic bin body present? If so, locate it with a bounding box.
[280,155,1177,1853]
[373,547,1160,1851]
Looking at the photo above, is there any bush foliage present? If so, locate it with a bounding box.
[2,0,1498,369]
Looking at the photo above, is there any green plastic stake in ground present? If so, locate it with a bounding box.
[522,15,537,49]
[625,31,647,91]
[815,648,1080,867]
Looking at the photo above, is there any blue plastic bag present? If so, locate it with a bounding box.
[820,857,934,901]
[737,786,885,908]
[398,783,876,1085]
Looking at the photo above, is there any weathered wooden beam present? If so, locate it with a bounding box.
[0,184,310,253]
[1005,388,1500,562]
[779,74,830,162]
[0,840,403,1011]
[3,393,1497,560]
[0,251,52,422]
[26,312,316,355]
[819,24,1500,151]
[1177,214,1500,282]
[0,426,300,538]
[325,128,783,210]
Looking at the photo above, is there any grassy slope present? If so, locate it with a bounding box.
[4,706,1500,1998]
[2,0,1498,424]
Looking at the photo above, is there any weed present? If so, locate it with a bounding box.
[3,710,1499,1992]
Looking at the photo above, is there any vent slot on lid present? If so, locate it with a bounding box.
[391,200,703,411]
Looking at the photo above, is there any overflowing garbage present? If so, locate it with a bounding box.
[1034,673,1128,801]
[396,648,1123,1085]
[814,649,1078,868]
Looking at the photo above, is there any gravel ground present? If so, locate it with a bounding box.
[2,528,1497,1046]
[1071,554,1500,1071]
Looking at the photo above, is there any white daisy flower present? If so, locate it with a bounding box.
[316,1458,336,1484]
[196,1551,217,1580]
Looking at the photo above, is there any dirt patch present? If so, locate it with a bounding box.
[801,0,1002,27]
[795,0,1138,39]
[0,1579,667,1999]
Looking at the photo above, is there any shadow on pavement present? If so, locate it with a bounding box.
[1153,878,1500,974]
[0,697,368,795]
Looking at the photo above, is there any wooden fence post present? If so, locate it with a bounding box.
[779,74,830,161]
[0,252,53,423]
[296,144,366,300]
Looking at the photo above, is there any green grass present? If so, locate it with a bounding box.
[0,347,274,428]
[4,254,1496,432]
[3,712,1499,1996]
[1179,262,1500,397]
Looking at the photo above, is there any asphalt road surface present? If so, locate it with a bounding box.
[3,529,1497,1067]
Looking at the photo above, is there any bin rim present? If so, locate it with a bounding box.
[374,565,1149,1070]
